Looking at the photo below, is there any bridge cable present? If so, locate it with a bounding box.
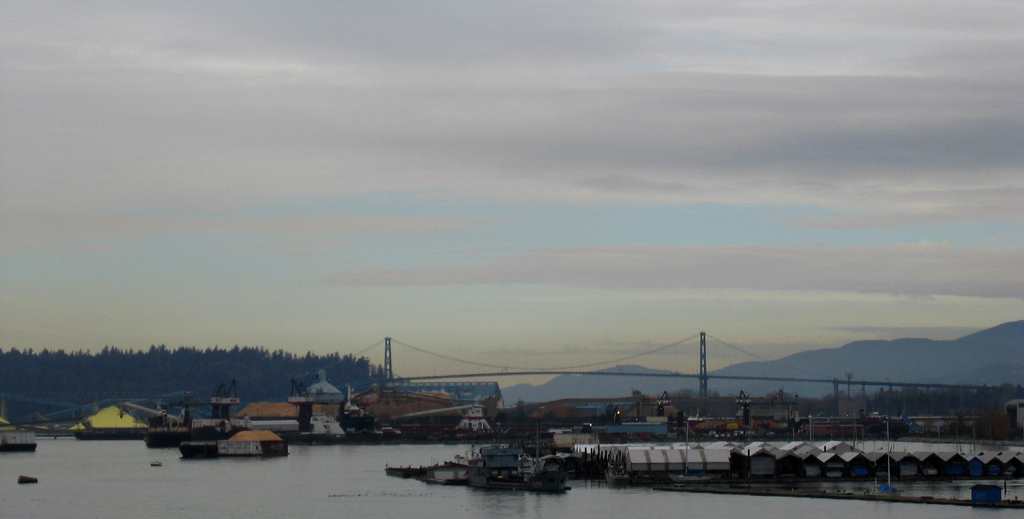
[705,334,828,378]
[391,333,701,372]
[352,339,385,357]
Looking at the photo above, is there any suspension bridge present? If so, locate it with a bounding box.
[353,333,994,399]
[1,333,994,421]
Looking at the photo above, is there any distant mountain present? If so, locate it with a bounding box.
[710,320,1024,395]
[502,365,697,404]
[501,320,1024,403]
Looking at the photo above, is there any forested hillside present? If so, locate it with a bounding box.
[0,345,378,404]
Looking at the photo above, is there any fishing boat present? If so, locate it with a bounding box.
[605,460,631,485]
[466,447,569,492]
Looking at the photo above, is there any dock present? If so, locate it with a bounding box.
[652,485,1024,508]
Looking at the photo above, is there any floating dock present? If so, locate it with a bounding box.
[652,485,1024,508]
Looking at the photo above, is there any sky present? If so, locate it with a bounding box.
[1,1,1022,380]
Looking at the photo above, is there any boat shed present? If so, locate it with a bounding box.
[646,448,669,473]
[969,452,1002,477]
[865,452,899,478]
[654,447,685,472]
[935,451,968,476]
[892,451,921,477]
[799,450,825,478]
[840,452,873,477]
[684,448,731,476]
[997,452,1024,477]
[624,447,662,474]
[612,446,733,479]
[914,452,945,477]
[820,441,858,454]
[773,449,804,478]
[704,441,742,453]
[745,444,780,478]
[780,441,813,452]
[815,451,846,478]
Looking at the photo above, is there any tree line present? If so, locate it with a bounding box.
[0,345,379,409]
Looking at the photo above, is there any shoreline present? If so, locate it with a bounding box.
[652,484,1024,508]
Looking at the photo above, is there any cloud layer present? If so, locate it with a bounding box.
[2,1,1021,356]
[324,243,1024,299]
[3,1,1022,224]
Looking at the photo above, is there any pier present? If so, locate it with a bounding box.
[652,485,1024,508]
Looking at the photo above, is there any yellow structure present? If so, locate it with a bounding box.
[70,406,146,430]
[228,430,283,442]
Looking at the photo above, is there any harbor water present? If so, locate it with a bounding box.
[2,438,1023,519]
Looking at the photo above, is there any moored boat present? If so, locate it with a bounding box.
[421,461,470,485]
[668,472,714,484]
[1,431,37,452]
[179,430,288,458]
[145,381,252,448]
[466,447,569,492]
[605,464,631,485]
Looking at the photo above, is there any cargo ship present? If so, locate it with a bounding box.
[145,375,373,447]
[142,382,253,447]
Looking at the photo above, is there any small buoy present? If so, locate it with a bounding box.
[18,476,38,484]
[151,461,162,467]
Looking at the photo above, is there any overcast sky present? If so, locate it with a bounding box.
[1,1,1021,379]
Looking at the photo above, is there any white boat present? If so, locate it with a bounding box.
[668,472,714,484]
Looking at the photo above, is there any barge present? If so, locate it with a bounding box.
[179,430,288,458]
[0,431,37,452]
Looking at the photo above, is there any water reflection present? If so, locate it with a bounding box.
[1,439,1021,519]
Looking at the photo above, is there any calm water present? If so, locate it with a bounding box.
[2,438,1023,519]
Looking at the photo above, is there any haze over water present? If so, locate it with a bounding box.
[3,439,1023,519]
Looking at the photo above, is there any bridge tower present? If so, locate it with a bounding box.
[699,331,708,398]
[384,337,393,381]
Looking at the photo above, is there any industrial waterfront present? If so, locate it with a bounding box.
[3,438,1024,519]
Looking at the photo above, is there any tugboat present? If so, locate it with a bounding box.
[466,447,569,492]
[338,392,375,434]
